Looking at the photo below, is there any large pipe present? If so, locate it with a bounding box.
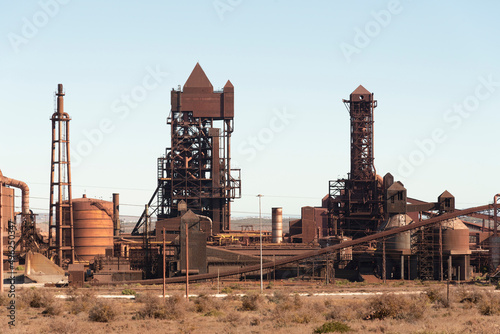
[113,193,120,237]
[98,202,493,285]
[0,169,29,215]
[272,207,283,243]
[0,181,3,292]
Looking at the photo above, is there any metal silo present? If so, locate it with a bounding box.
[72,195,114,262]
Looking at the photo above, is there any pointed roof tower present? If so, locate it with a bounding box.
[350,85,373,101]
[352,85,371,95]
[183,63,213,93]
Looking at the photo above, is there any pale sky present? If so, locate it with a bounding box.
[1,1,499,221]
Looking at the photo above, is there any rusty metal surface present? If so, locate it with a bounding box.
[48,83,75,265]
[98,203,494,285]
[441,218,470,254]
[327,86,384,239]
[133,64,241,236]
[72,196,113,261]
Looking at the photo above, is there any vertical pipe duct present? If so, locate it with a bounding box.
[272,207,283,244]
[0,179,3,292]
[0,169,29,215]
[113,193,120,237]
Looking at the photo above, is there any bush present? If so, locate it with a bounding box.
[121,288,136,296]
[367,293,427,321]
[219,311,241,326]
[88,300,118,322]
[326,300,367,322]
[136,293,186,320]
[314,321,352,333]
[221,287,233,294]
[20,288,54,309]
[240,294,263,311]
[42,301,64,316]
[68,289,96,314]
[194,295,224,315]
[0,292,9,306]
[477,293,500,315]
[456,286,484,304]
[425,287,449,307]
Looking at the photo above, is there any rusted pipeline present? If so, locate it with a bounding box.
[0,169,29,215]
[97,203,493,286]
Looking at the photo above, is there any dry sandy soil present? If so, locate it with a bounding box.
[2,280,500,334]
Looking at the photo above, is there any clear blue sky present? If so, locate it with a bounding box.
[1,1,499,220]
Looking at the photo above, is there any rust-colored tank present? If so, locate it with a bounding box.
[380,214,412,252]
[1,186,14,233]
[73,195,114,261]
[441,218,469,254]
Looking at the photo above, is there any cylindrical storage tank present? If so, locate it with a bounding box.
[441,218,469,254]
[272,207,283,243]
[73,195,114,262]
[380,214,412,251]
[1,186,15,234]
[490,236,500,270]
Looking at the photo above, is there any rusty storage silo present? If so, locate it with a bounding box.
[272,207,283,243]
[378,214,413,280]
[438,218,471,281]
[441,218,469,253]
[380,214,412,252]
[72,195,114,262]
[1,185,14,233]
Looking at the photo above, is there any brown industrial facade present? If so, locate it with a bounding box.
[3,67,500,290]
[328,85,384,239]
[133,64,241,235]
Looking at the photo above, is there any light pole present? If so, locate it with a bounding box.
[257,194,263,293]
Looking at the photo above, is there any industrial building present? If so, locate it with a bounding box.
[1,65,500,290]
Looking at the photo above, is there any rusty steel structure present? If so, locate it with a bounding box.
[48,83,75,266]
[0,169,40,253]
[328,85,384,238]
[98,203,497,285]
[72,195,114,262]
[133,64,241,235]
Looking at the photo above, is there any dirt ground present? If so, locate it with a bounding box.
[2,279,500,333]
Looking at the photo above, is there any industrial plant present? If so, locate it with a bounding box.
[1,64,500,290]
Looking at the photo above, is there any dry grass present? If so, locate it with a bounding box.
[366,293,427,321]
[135,293,187,320]
[6,283,500,334]
[88,300,119,322]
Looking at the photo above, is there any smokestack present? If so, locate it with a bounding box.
[57,83,64,115]
[272,207,283,244]
[113,193,120,237]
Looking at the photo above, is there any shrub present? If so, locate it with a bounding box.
[425,287,449,308]
[136,293,186,320]
[367,293,427,321]
[221,287,233,294]
[20,288,54,309]
[219,311,241,326]
[69,289,96,314]
[0,292,9,306]
[240,294,263,311]
[456,286,484,304]
[122,288,136,296]
[88,300,118,322]
[326,300,367,321]
[314,321,351,333]
[42,301,64,316]
[477,293,500,315]
[194,295,224,315]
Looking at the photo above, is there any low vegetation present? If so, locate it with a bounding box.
[5,282,500,333]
